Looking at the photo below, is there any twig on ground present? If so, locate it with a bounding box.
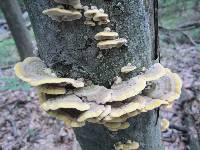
[169,124,188,133]
[5,118,19,138]
[177,21,200,31]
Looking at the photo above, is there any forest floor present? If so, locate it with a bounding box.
[160,44,200,150]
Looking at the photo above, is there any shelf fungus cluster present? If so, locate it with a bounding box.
[42,1,127,51]
[14,57,182,132]
[95,27,127,50]
[83,6,110,26]
[114,140,139,150]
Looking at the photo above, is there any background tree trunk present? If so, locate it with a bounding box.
[24,0,164,149]
[0,0,33,60]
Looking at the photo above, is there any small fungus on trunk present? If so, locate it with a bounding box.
[97,38,127,50]
[121,63,137,73]
[114,140,139,150]
[42,8,82,22]
[161,118,170,132]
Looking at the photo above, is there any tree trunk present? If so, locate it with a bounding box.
[0,0,33,60]
[24,0,164,149]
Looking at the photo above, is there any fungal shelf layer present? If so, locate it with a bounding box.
[14,57,182,132]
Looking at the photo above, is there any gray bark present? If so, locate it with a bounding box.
[24,0,164,149]
[0,0,33,60]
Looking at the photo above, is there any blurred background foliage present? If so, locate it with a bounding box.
[158,0,200,49]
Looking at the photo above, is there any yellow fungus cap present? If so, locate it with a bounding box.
[41,95,90,111]
[146,70,182,103]
[139,63,167,81]
[95,31,119,40]
[84,9,99,18]
[74,85,112,104]
[84,20,96,26]
[77,104,105,122]
[93,12,108,21]
[121,63,137,73]
[106,122,130,131]
[114,140,139,150]
[161,118,170,131]
[48,110,85,127]
[14,57,84,88]
[109,102,141,118]
[98,105,111,120]
[111,77,146,102]
[97,38,127,49]
[37,92,47,104]
[42,8,82,21]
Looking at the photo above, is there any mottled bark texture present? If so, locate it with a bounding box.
[0,0,33,60]
[24,0,164,149]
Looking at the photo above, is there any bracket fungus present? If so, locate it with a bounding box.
[96,105,111,121]
[121,63,137,73]
[84,7,99,19]
[111,122,130,131]
[48,111,85,127]
[95,27,127,49]
[14,57,84,88]
[113,76,122,85]
[84,20,96,26]
[126,110,141,118]
[97,38,127,50]
[74,85,112,104]
[37,85,66,95]
[110,77,146,102]
[114,140,139,150]
[104,122,130,131]
[104,115,129,123]
[161,118,170,132]
[85,105,112,123]
[108,101,141,118]
[14,58,182,132]
[93,11,109,24]
[95,27,119,41]
[42,8,82,22]
[139,63,167,81]
[41,95,90,111]
[114,142,124,150]
[105,95,168,121]
[84,6,110,26]
[140,96,168,112]
[77,104,105,122]
[53,0,82,9]
[37,92,47,104]
[145,70,182,103]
